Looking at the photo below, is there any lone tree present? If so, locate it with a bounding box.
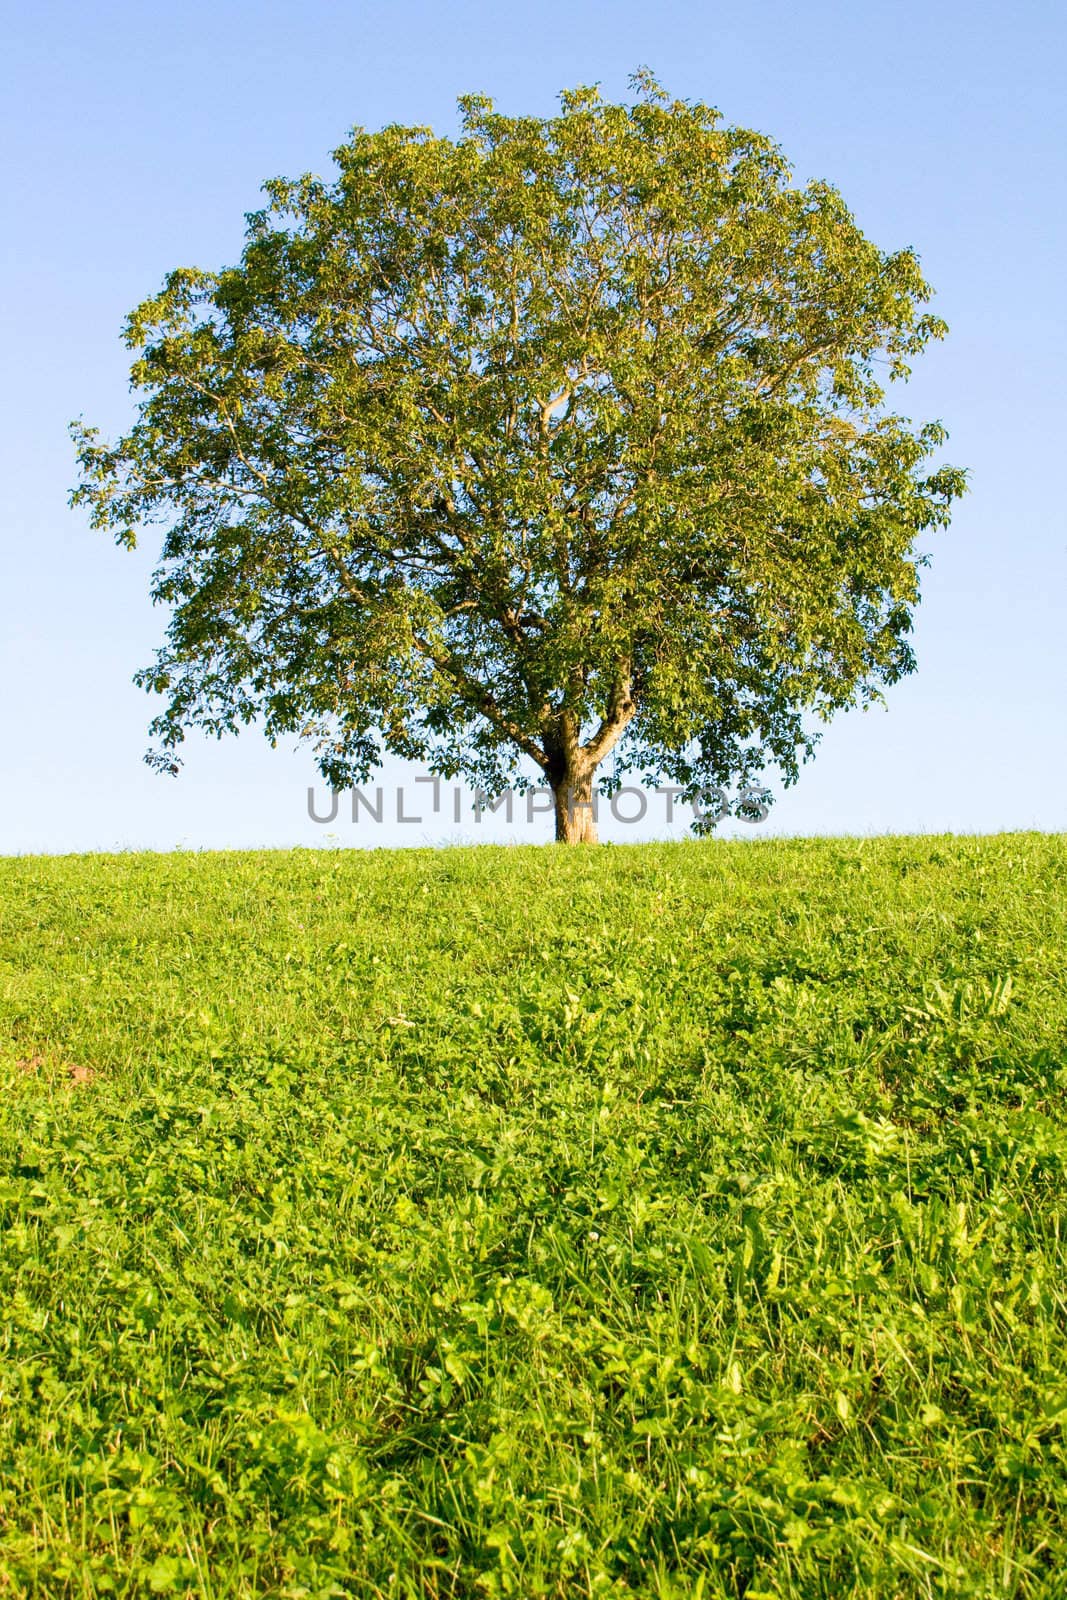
[73,75,965,842]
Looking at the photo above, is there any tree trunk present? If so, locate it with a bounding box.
[552,770,599,844]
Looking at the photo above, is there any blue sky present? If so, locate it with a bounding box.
[1,0,1064,851]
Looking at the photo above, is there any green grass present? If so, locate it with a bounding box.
[1,835,1066,1598]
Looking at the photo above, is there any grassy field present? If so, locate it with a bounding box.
[1,835,1066,1598]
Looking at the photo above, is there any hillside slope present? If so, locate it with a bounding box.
[1,836,1065,1597]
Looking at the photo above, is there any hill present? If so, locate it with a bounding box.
[1,836,1065,1597]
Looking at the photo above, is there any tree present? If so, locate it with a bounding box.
[72,74,965,843]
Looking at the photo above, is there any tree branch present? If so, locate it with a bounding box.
[410,632,547,770]
[582,665,636,767]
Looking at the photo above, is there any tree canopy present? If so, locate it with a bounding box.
[72,74,966,841]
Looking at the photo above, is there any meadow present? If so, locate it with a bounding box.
[1,834,1065,1598]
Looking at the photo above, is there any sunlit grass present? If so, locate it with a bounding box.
[1,835,1065,1597]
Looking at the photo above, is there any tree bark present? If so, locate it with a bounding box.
[552,770,599,844]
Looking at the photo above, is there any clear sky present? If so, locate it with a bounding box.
[1,0,1064,851]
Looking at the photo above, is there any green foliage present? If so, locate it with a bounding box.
[1,833,1065,1596]
[71,76,965,810]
